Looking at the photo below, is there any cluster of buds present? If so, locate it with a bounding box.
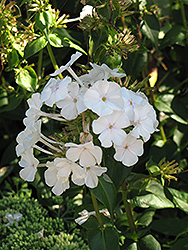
[16,51,158,195]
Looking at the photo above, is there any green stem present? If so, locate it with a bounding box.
[90,191,104,229]
[46,43,63,79]
[160,124,167,143]
[179,0,188,46]
[37,49,43,80]
[136,0,139,11]
[121,181,136,234]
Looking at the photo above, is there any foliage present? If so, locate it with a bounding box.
[0,195,88,249]
[0,0,188,250]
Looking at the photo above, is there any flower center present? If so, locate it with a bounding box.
[102,96,106,102]
[73,98,77,103]
[124,145,128,149]
[109,125,113,129]
[130,100,133,105]
[86,167,90,171]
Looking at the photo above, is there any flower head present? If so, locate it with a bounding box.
[5,212,23,227]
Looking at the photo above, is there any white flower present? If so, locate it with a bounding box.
[65,141,102,167]
[41,76,71,107]
[19,149,38,181]
[80,5,94,19]
[131,103,158,142]
[44,160,70,196]
[114,133,144,166]
[84,165,107,188]
[84,80,124,116]
[23,93,42,126]
[75,208,110,225]
[92,111,130,148]
[57,82,87,120]
[50,51,82,78]
[121,87,146,122]
[5,212,23,227]
[16,120,42,156]
[44,158,85,195]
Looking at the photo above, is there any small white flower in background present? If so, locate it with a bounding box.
[57,82,87,120]
[84,80,124,116]
[114,133,144,167]
[92,111,130,148]
[5,212,22,227]
[41,76,71,107]
[80,5,95,20]
[19,148,38,181]
[36,228,44,239]
[131,102,158,142]
[65,141,102,167]
[75,208,110,225]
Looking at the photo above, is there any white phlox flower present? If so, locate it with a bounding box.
[83,165,107,188]
[44,158,85,195]
[19,148,38,181]
[41,76,71,107]
[114,133,144,167]
[16,120,42,156]
[92,111,130,148]
[80,5,95,19]
[121,87,147,123]
[57,82,87,120]
[75,208,110,225]
[131,102,158,142]
[50,52,83,87]
[5,212,23,227]
[44,160,70,196]
[23,93,42,126]
[65,141,102,167]
[84,80,124,116]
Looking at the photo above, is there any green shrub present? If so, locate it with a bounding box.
[0,196,89,250]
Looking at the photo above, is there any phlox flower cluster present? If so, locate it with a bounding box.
[16,51,158,195]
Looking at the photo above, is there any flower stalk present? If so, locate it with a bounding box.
[121,180,137,234]
[90,191,104,229]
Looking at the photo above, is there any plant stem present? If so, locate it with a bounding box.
[46,43,63,79]
[121,180,136,234]
[90,191,104,229]
[37,49,43,80]
[179,0,188,46]
[160,124,167,143]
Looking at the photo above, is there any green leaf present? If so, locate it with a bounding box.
[15,66,38,92]
[151,217,188,236]
[170,236,188,250]
[167,187,188,213]
[63,37,87,54]
[0,140,17,166]
[6,49,19,70]
[90,175,117,218]
[141,13,160,48]
[160,25,185,49]
[0,93,23,113]
[49,33,63,47]
[103,147,132,189]
[138,234,161,250]
[35,10,54,36]
[24,36,48,59]
[137,209,155,226]
[124,235,161,250]
[88,226,120,250]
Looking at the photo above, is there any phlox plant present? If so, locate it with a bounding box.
[15,50,159,249]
